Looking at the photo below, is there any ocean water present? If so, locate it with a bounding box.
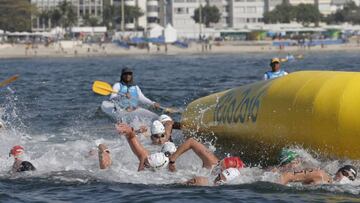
[0,52,360,202]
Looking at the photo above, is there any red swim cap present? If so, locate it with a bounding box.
[223,157,245,169]
[9,145,24,157]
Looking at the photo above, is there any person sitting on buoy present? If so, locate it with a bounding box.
[278,165,357,185]
[110,67,161,111]
[264,58,288,80]
[9,145,36,173]
[116,122,176,171]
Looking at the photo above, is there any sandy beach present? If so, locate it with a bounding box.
[1,41,360,59]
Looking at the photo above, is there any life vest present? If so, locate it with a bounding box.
[117,83,139,109]
[265,70,287,80]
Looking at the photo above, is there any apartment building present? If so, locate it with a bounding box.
[229,0,265,28]
[31,0,104,31]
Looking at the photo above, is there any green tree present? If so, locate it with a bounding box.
[193,4,221,27]
[295,4,322,26]
[103,5,116,29]
[50,9,62,27]
[326,1,360,24]
[55,0,77,29]
[116,5,144,30]
[263,1,295,23]
[83,14,100,26]
[38,10,52,29]
[0,0,37,32]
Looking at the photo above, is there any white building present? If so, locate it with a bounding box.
[112,0,161,30]
[31,0,104,31]
[229,0,265,28]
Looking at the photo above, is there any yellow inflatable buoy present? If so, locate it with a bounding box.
[181,71,360,164]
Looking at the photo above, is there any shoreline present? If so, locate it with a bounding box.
[1,42,360,59]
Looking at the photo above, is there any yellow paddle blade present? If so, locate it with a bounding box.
[92,81,115,96]
[0,75,19,88]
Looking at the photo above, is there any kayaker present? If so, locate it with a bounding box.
[110,67,161,111]
[264,58,288,80]
[9,145,36,173]
[278,165,357,185]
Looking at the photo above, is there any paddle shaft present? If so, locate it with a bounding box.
[0,75,19,88]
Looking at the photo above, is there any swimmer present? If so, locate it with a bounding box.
[264,58,288,80]
[98,144,112,169]
[184,168,241,186]
[279,165,357,185]
[116,122,175,171]
[9,145,36,173]
[168,137,244,172]
[151,115,174,145]
[269,149,303,173]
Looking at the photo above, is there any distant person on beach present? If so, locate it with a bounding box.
[264,58,288,80]
[278,165,357,185]
[110,67,161,112]
[9,145,36,173]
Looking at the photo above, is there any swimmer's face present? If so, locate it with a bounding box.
[122,73,132,83]
[185,177,209,186]
[214,173,226,185]
[335,169,355,182]
[282,158,301,169]
[151,133,167,145]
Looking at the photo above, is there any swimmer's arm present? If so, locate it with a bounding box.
[163,120,174,141]
[116,124,149,163]
[170,138,219,169]
[138,158,146,171]
[279,169,330,185]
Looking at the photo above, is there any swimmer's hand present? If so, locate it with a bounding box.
[168,158,176,172]
[136,125,147,134]
[116,123,135,139]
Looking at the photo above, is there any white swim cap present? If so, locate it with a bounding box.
[159,114,172,123]
[161,142,177,155]
[147,152,169,169]
[221,168,240,183]
[151,120,165,135]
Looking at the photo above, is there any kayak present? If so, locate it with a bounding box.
[181,71,360,164]
[101,101,158,125]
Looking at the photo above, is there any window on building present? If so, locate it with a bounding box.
[174,0,185,2]
[246,6,256,13]
[174,7,186,14]
[147,6,159,12]
[234,7,245,13]
[187,0,197,2]
[91,9,95,15]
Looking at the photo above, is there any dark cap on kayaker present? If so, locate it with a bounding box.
[121,67,133,75]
